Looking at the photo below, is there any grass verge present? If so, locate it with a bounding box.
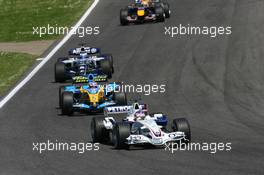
[0,0,92,42]
[0,52,36,96]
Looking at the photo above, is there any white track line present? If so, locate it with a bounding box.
[0,0,100,109]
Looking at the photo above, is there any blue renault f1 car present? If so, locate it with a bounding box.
[55,50,114,83]
[59,81,127,115]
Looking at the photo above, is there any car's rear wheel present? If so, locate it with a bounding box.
[55,62,67,82]
[163,3,170,18]
[120,9,129,25]
[155,6,165,22]
[113,92,127,105]
[91,117,109,143]
[102,54,114,73]
[62,92,74,115]
[112,123,130,149]
[172,118,191,143]
[101,59,112,78]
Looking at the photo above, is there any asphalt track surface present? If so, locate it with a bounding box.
[1,0,264,174]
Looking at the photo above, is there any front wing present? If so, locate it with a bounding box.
[126,131,187,146]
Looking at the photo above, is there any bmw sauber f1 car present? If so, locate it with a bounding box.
[59,82,127,115]
[120,0,170,25]
[91,102,191,149]
[54,52,114,82]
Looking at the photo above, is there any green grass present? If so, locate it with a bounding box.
[0,52,36,95]
[0,0,92,42]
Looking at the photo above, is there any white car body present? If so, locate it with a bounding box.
[127,119,186,146]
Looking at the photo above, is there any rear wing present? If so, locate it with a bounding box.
[104,103,147,116]
[104,106,132,116]
[72,75,107,84]
[69,47,100,55]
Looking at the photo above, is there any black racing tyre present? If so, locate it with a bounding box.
[91,117,109,143]
[172,118,191,142]
[103,54,114,73]
[155,6,165,22]
[112,123,130,149]
[104,54,113,67]
[55,62,67,82]
[59,86,65,108]
[163,3,170,18]
[120,9,129,25]
[57,57,68,62]
[100,59,112,78]
[61,92,74,115]
[113,92,127,105]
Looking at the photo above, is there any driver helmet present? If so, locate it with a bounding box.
[141,0,150,5]
[81,47,85,52]
[88,82,98,89]
[134,109,146,119]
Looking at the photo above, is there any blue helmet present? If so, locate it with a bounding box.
[88,82,98,89]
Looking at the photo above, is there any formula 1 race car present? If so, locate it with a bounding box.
[54,52,114,82]
[91,102,191,149]
[59,81,127,115]
[120,0,170,25]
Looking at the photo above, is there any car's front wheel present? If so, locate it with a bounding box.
[112,123,130,149]
[61,92,74,115]
[91,117,109,143]
[59,86,65,108]
[172,118,191,143]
